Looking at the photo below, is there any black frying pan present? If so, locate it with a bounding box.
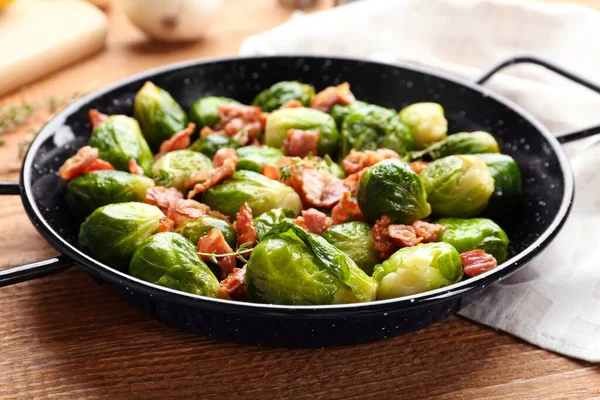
[1,55,598,347]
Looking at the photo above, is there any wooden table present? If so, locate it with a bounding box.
[1,0,598,398]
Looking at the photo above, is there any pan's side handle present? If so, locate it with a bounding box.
[475,54,600,144]
[0,181,72,286]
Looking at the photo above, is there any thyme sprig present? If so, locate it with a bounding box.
[408,137,449,161]
[197,241,254,264]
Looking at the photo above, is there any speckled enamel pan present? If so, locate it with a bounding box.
[2,55,599,346]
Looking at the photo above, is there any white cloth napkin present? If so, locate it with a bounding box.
[240,0,600,362]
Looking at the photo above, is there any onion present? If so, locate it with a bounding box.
[123,0,225,42]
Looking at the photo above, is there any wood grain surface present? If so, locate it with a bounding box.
[1,0,599,398]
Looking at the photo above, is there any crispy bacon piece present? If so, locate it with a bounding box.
[301,168,348,208]
[186,158,237,199]
[342,149,401,175]
[412,220,446,243]
[280,99,304,109]
[145,186,184,213]
[262,164,281,180]
[197,229,237,279]
[410,161,430,174]
[154,123,195,160]
[213,103,267,145]
[218,266,246,301]
[372,215,398,260]
[342,172,362,195]
[388,224,423,247]
[311,82,356,112]
[213,147,238,168]
[128,158,145,175]
[88,109,108,130]
[235,203,257,249]
[58,146,115,181]
[294,208,333,235]
[158,216,175,232]
[167,199,211,226]
[461,250,498,277]
[283,128,320,158]
[331,192,365,225]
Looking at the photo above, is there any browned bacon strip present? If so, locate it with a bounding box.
[311,82,355,112]
[197,229,237,279]
[58,146,115,181]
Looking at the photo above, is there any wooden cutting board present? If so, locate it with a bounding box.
[0,0,108,96]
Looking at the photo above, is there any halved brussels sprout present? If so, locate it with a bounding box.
[252,81,315,111]
[398,102,448,150]
[129,232,219,297]
[88,115,153,173]
[175,216,236,248]
[245,221,377,305]
[313,155,345,179]
[420,155,494,217]
[78,202,163,270]
[189,134,240,158]
[264,108,340,156]
[151,150,213,191]
[236,146,284,173]
[133,81,188,150]
[322,222,378,276]
[199,170,302,218]
[357,158,431,223]
[436,218,509,263]
[189,96,238,129]
[340,108,413,158]
[66,171,155,218]
[330,101,394,128]
[373,242,463,300]
[476,153,522,205]
[253,208,297,239]
[430,131,499,159]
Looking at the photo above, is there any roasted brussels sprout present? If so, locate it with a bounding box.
[436,218,509,263]
[330,101,394,128]
[129,232,219,297]
[199,170,303,218]
[398,102,448,150]
[245,221,377,305]
[476,153,522,204]
[78,202,163,270]
[313,155,345,179]
[66,171,155,218]
[420,155,495,217]
[175,216,236,248]
[133,81,188,150]
[373,242,463,299]
[189,134,240,158]
[253,208,297,239]
[151,150,213,191]
[236,146,284,173]
[252,81,315,111]
[430,131,499,159]
[264,108,340,156]
[88,115,153,173]
[340,108,413,158]
[322,222,378,275]
[357,158,431,223]
[189,96,238,129]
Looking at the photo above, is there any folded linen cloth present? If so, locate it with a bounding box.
[240,0,600,362]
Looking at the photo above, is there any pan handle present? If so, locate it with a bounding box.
[0,181,72,286]
[0,257,72,287]
[475,54,600,144]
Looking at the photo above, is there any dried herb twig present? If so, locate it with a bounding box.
[197,241,254,264]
